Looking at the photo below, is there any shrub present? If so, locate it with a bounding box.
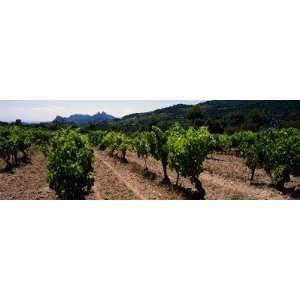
[47,129,94,199]
[133,132,151,171]
[168,126,212,198]
[148,126,171,183]
[238,131,265,181]
[261,128,300,191]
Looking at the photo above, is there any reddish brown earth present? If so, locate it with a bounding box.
[0,150,57,200]
[203,153,300,199]
[1,149,299,200]
[120,151,289,200]
[92,151,181,200]
[91,151,140,200]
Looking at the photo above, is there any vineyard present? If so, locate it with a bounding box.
[1,124,300,200]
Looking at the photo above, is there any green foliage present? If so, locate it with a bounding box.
[88,130,105,147]
[230,128,300,191]
[12,127,33,159]
[47,129,94,199]
[133,132,151,170]
[165,124,185,181]
[0,134,15,168]
[213,134,232,153]
[148,126,170,182]
[237,131,265,180]
[112,132,132,162]
[117,134,132,162]
[186,105,206,127]
[280,112,300,129]
[0,126,33,169]
[260,128,300,191]
[230,131,245,148]
[243,109,266,131]
[101,132,119,155]
[99,131,132,161]
[31,129,52,156]
[168,125,212,197]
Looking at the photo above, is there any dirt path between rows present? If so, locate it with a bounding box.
[201,172,286,200]
[93,151,182,200]
[92,151,141,200]
[101,159,145,199]
[109,151,287,200]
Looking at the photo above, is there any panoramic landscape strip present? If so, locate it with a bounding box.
[0,100,300,200]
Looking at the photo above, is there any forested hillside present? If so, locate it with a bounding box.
[4,100,300,133]
[85,100,300,133]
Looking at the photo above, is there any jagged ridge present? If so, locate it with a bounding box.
[54,112,116,124]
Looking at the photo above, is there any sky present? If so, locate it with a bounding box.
[0,100,201,123]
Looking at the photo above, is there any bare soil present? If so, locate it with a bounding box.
[91,151,140,200]
[116,151,289,200]
[0,151,57,200]
[1,149,299,200]
[204,153,300,199]
[91,151,182,200]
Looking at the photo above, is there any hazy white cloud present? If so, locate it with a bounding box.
[31,106,66,113]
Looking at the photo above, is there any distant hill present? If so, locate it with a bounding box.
[197,100,300,131]
[110,104,193,131]
[28,100,300,133]
[53,112,116,124]
[197,100,300,118]
[96,100,300,132]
